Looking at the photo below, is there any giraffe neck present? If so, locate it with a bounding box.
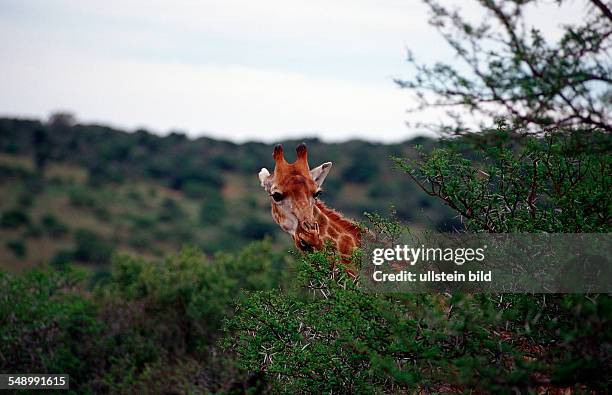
[313,201,361,256]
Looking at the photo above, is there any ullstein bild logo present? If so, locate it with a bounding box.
[371,268,492,283]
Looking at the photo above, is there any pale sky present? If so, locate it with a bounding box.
[0,0,586,142]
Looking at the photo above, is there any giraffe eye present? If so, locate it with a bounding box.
[313,190,322,199]
[271,192,284,202]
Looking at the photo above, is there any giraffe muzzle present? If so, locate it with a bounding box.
[301,220,319,234]
[296,221,321,251]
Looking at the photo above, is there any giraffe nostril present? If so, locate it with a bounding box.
[302,221,318,233]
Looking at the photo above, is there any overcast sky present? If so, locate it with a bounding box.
[0,0,585,142]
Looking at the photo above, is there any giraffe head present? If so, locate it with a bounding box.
[258,143,332,251]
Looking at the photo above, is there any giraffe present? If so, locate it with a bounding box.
[258,143,361,276]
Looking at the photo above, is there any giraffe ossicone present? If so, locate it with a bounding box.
[258,143,361,276]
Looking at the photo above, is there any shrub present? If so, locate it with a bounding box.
[126,189,143,202]
[87,162,124,185]
[183,180,211,199]
[393,130,611,233]
[6,239,27,258]
[92,241,292,391]
[17,192,34,208]
[158,197,184,222]
[0,241,294,393]
[127,213,157,230]
[341,157,379,183]
[170,165,223,191]
[68,187,98,209]
[127,233,153,251]
[73,228,114,264]
[0,209,30,228]
[24,224,43,238]
[104,241,291,348]
[0,269,102,387]
[92,206,111,222]
[41,213,69,237]
[225,249,612,393]
[199,189,226,225]
[50,249,75,270]
[239,216,277,240]
[0,163,32,180]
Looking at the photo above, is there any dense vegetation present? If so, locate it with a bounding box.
[0,241,294,393]
[1,0,610,393]
[0,115,455,272]
[225,130,611,393]
[224,0,611,392]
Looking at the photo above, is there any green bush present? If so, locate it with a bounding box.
[342,157,379,183]
[199,188,226,225]
[41,213,69,237]
[0,241,294,393]
[92,240,292,392]
[0,163,32,180]
[24,224,43,238]
[0,269,102,387]
[127,232,154,251]
[393,130,611,233]
[0,209,30,228]
[158,197,184,222]
[68,187,98,209]
[225,249,612,393]
[73,228,114,264]
[17,191,34,208]
[6,239,27,258]
[50,249,75,270]
[127,213,157,230]
[92,206,111,222]
[125,189,143,202]
[182,180,210,199]
[87,162,125,185]
[239,216,278,240]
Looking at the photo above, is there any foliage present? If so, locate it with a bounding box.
[2,238,609,393]
[0,163,32,180]
[0,240,294,393]
[225,249,612,393]
[396,0,612,134]
[240,216,279,240]
[393,128,611,232]
[199,188,227,225]
[341,147,380,183]
[68,186,99,208]
[33,126,50,174]
[224,4,611,391]
[40,213,69,237]
[73,228,114,264]
[5,239,27,258]
[0,268,102,387]
[0,208,30,228]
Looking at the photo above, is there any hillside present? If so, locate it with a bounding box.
[0,115,456,272]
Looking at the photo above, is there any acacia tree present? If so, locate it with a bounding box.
[393,0,611,233]
[224,1,611,392]
[396,0,611,134]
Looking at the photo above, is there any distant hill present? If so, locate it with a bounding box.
[0,115,456,271]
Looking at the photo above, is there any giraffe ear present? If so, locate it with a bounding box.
[310,162,332,187]
[258,167,272,192]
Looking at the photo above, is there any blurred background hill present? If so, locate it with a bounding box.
[0,113,456,273]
